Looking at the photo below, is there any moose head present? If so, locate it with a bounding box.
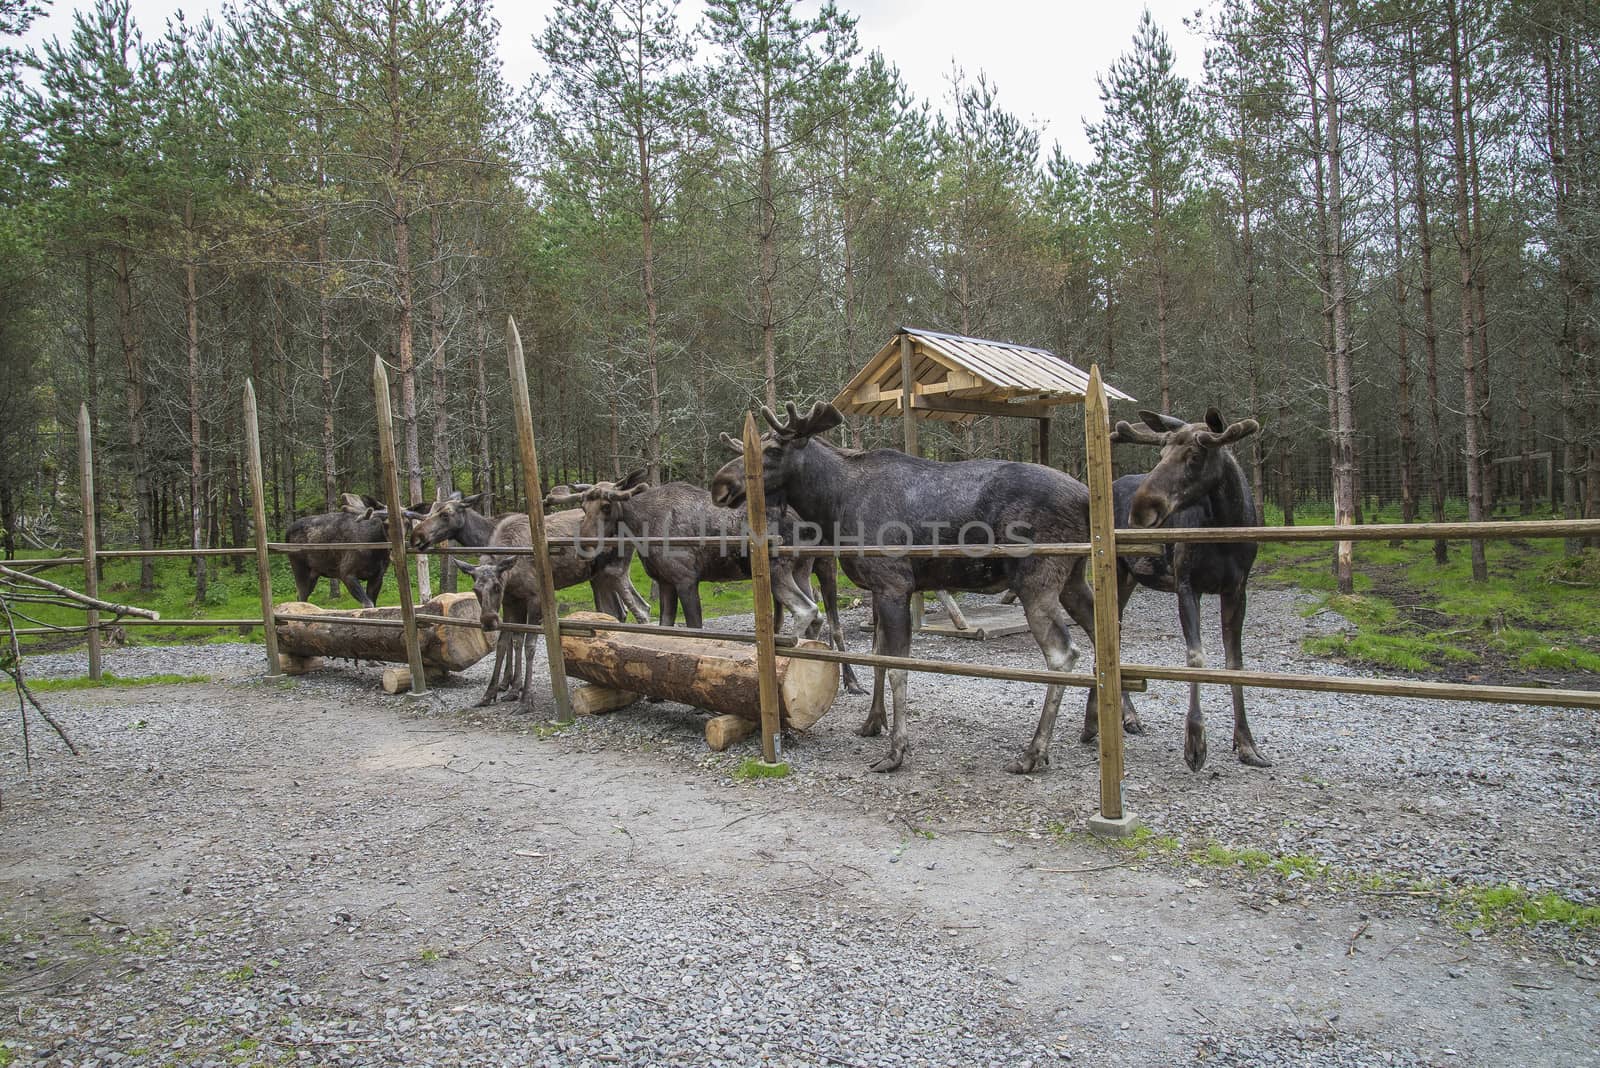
[710,401,842,509]
[545,470,650,543]
[1113,408,1259,529]
[408,490,487,552]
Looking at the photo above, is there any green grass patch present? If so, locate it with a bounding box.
[1460,885,1600,932]
[1304,632,1477,673]
[731,756,790,780]
[1197,842,1274,872]
[27,672,210,692]
[419,947,442,964]
[0,1042,14,1067]
[222,964,256,982]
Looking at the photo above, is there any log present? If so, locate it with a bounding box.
[572,684,641,717]
[705,714,757,751]
[558,612,838,729]
[280,654,325,676]
[274,592,493,671]
[381,666,449,694]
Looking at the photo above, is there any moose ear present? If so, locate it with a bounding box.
[461,493,485,509]
[1205,408,1227,434]
[362,494,383,509]
[494,558,517,575]
[618,468,649,491]
[719,431,745,455]
[1138,410,1170,433]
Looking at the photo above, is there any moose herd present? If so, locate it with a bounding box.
[285,400,1265,775]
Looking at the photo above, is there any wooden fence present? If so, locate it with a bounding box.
[17,320,1600,830]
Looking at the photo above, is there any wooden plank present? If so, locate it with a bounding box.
[371,358,428,695]
[243,381,284,679]
[1036,416,1051,466]
[572,684,641,716]
[77,404,101,682]
[1085,364,1126,822]
[1112,518,1600,544]
[920,602,1032,640]
[1120,663,1600,710]
[777,644,1147,692]
[743,412,784,762]
[506,317,573,723]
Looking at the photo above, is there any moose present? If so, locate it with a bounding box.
[284,494,392,607]
[1100,408,1267,772]
[448,503,653,708]
[407,490,652,624]
[548,466,864,694]
[712,401,1126,774]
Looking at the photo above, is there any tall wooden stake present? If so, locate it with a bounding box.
[899,331,924,630]
[742,411,783,764]
[1085,365,1130,828]
[77,404,101,682]
[243,382,283,679]
[371,358,428,695]
[506,317,572,723]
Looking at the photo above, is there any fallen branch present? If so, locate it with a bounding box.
[0,565,160,620]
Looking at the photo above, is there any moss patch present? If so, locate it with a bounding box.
[732,757,790,781]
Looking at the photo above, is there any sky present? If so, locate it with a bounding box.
[18,0,1212,162]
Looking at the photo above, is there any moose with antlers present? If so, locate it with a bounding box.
[1102,408,1268,772]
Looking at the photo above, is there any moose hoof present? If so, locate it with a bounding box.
[1123,713,1145,735]
[1079,726,1098,745]
[857,716,885,738]
[1185,732,1209,772]
[844,680,868,697]
[1006,751,1049,775]
[869,750,905,773]
[1235,740,1272,768]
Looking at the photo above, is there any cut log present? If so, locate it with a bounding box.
[279,654,325,676]
[381,666,449,694]
[572,684,640,717]
[274,592,492,671]
[705,714,757,751]
[558,612,838,729]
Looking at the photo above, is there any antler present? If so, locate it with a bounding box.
[603,482,650,502]
[1196,418,1261,448]
[761,399,842,439]
[720,431,745,455]
[544,486,587,507]
[1111,420,1169,447]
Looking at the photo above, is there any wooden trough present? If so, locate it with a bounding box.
[557,611,839,751]
[273,591,494,691]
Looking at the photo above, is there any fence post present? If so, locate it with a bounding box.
[742,411,784,765]
[243,381,284,679]
[1084,365,1136,835]
[371,357,429,695]
[505,317,572,723]
[77,404,101,682]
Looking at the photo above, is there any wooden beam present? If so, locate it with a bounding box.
[507,317,573,723]
[372,359,427,695]
[899,333,918,456]
[1035,416,1051,465]
[1085,365,1126,822]
[77,404,100,682]
[909,394,1056,420]
[742,413,784,764]
[243,382,284,679]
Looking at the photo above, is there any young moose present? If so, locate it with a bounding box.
[1104,408,1268,771]
[713,401,1126,774]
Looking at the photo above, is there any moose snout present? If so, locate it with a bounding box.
[1128,491,1171,529]
[479,611,500,632]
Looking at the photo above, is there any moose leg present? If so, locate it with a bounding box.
[772,568,821,640]
[658,585,678,628]
[1222,587,1270,767]
[870,593,913,773]
[1077,565,1142,742]
[621,575,652,623]
[365,572,384,608]
[858,622,888,737]
[1008,580,1080,775]
[678,583,705,630]
[342,574,374,609]
[292,560,315,602]
[1177,582,1208,771]
[478,630,510,707]
[814,558,863,694]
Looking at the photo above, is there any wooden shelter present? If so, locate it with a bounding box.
[832,326,1136,462]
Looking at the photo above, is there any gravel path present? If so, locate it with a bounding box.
[3,586,1598,1066]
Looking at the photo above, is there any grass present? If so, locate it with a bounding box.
[222,964,256,982]
[731,756,790,780]
[1252,501,1600,677]
[1462,886,1600,932]
[27,672,210,692]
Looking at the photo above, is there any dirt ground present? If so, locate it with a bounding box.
[2,588,1598,1066]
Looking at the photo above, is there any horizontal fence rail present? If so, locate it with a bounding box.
[1119,663,1600,710]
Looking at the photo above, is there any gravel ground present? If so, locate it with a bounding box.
[3,586,1598,1066]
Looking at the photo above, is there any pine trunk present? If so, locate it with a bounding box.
[114,241,154,592]
[1448,0,1488,581]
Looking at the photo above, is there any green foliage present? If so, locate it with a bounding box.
[222,963,255,982]
[1460,886,1600,932]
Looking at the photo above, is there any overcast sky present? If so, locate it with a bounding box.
[20,0,1213,162]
